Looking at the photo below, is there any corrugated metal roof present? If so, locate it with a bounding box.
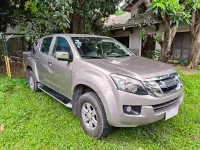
[105,13,156,30]
[104,12,131,28]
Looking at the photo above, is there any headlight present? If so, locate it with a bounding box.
[110,74,148,95]
[177,74,183,86]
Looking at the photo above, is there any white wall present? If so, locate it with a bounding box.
[112,28,142,56]
[129,29,141,56]
[110,24,190,56]
[155,27,164,51]
[0,26,25,39]
[177,24,190,32]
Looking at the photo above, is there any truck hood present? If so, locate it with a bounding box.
[84,56,175,80]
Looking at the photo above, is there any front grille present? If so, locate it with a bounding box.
[153,98,179,112]
[161,85,178,94]
[156,75,180,94]
[145,73,182,97]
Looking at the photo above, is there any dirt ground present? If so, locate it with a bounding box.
[0,61,24,77]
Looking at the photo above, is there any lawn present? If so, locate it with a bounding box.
[0,70,200,150]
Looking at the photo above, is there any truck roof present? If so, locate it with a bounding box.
[43,34,109,38]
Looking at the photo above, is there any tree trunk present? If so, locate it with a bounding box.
[187,29,200,69]
[159,25,178,63]
[143,0,178,63]
[71,14,84,34]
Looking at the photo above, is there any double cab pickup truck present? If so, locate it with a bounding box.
[23,34,183,138]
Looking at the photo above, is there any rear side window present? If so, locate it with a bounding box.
[52,37,71,56]
[40,37,53,54]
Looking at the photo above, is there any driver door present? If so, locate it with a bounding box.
[48,36,73,98]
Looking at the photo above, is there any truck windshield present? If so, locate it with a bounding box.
[71,37,133,58]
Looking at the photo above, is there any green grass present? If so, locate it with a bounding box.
[0,71,200,150]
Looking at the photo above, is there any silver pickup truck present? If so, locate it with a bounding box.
[23,34,183,138]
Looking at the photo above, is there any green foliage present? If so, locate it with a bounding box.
[153,35,162,44]
[178,59,188,66]
[146,0,200,26]
[143,50,160,59]
[71,0,120,34]
[183,0,200,11]
[24,1,38,14]
[140,34,148,41]
[147,0,190,25]
[1,0,120,39]
[114,10,125,15]
[197,66,200,71]
[144,0,200,62]
[0,0,28,32]
[139,28,148,41]
[149,0,190,24]
[21,0,72,40]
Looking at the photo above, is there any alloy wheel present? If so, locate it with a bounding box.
[81,102,98,130]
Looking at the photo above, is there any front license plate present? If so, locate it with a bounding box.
[165,107,179,120]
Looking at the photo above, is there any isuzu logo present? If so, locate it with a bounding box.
[158,76,180,88]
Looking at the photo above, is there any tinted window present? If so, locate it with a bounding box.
[52,37,71,56]
[40,37,53,54]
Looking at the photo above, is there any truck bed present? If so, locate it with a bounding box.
[23,51,31,68]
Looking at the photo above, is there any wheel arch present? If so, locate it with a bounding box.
[25,61,39,82]
[72,84,96,115]
[72,83,108,117]
[26,65,32,70]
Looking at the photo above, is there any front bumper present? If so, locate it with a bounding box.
[98,89,183,127]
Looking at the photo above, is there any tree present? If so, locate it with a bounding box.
[69,0,121,34]
[0,0,71,39]
[22,0,72,40]
[186,1,200,69]
[22,0,121,39]
[1,0,121,40]
[143,0,190,62]
[0,0,28,32]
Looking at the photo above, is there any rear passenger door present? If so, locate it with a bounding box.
[36,37,53,86]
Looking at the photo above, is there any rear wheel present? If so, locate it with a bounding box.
[26,69,39,92]
[78,92,112,138]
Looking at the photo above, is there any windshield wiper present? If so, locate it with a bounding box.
[107,54,131,58]
[81,55,103,59]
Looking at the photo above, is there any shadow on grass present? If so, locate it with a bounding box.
[101,119,178,148]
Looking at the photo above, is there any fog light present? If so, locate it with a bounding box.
[126,106,132,113]
[123,106,141,115]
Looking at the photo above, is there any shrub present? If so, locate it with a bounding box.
[143,50,160,59]
[178,59,188,66]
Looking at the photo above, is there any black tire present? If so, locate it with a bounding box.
[77,92,112,138]
[26,69,39,92]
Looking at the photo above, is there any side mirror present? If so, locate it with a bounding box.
[56,52,72,62]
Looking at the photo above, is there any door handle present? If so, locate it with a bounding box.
[36,57,40,61]
[48,61,53,66]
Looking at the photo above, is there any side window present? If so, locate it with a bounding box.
[52,37,71,56]
[40,37,53,55]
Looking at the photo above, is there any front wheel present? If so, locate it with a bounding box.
[78,92,112,138]
[26,69,39,92]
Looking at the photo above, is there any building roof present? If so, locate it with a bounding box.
[104,12,131,29]
[126,14,156,27]
[105,0,157,30]
[105,13,156,30]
